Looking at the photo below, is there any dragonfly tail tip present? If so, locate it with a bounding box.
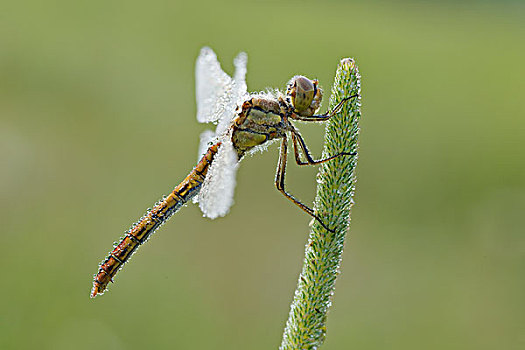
[90,286,100,299]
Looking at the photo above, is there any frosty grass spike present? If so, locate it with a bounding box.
[91,47,357,298]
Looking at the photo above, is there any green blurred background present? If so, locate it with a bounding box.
[1,0,524,349]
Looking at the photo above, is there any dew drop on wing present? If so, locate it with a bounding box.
[214,52,248,137]
[195,47,233,124]
[197,129,217,160]
[198,140,239,219]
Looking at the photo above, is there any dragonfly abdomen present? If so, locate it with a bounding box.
[91,142,220,298]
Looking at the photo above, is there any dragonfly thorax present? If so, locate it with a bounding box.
[231,96,289,158]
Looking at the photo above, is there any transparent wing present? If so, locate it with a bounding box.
[195,47,233,123]
[198,138,239,219]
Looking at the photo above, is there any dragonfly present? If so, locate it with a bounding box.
[91,47,355,298]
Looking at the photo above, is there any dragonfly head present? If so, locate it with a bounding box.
[286,76,323,117]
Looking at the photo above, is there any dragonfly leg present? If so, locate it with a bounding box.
[291,94,358,122]
[291,130,356,166]
[275,136,335,233]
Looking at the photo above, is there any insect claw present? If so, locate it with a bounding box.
[341,152,357,157]
[315,216,336,233]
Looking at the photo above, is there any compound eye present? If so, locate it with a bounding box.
[289,76,315,113]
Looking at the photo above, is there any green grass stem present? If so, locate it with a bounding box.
[280,58,362,349]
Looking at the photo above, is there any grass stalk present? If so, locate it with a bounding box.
[280,58,362,349]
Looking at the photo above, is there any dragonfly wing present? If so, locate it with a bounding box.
[195,47,233,123]
[214,51,249,137]
[198,138,239,219]
[195,48,247,215]
[233,51,248,95]
[193,129,218,204]
[197,129,216,160]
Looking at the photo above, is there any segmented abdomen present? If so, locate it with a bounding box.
[91,142,220,298]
